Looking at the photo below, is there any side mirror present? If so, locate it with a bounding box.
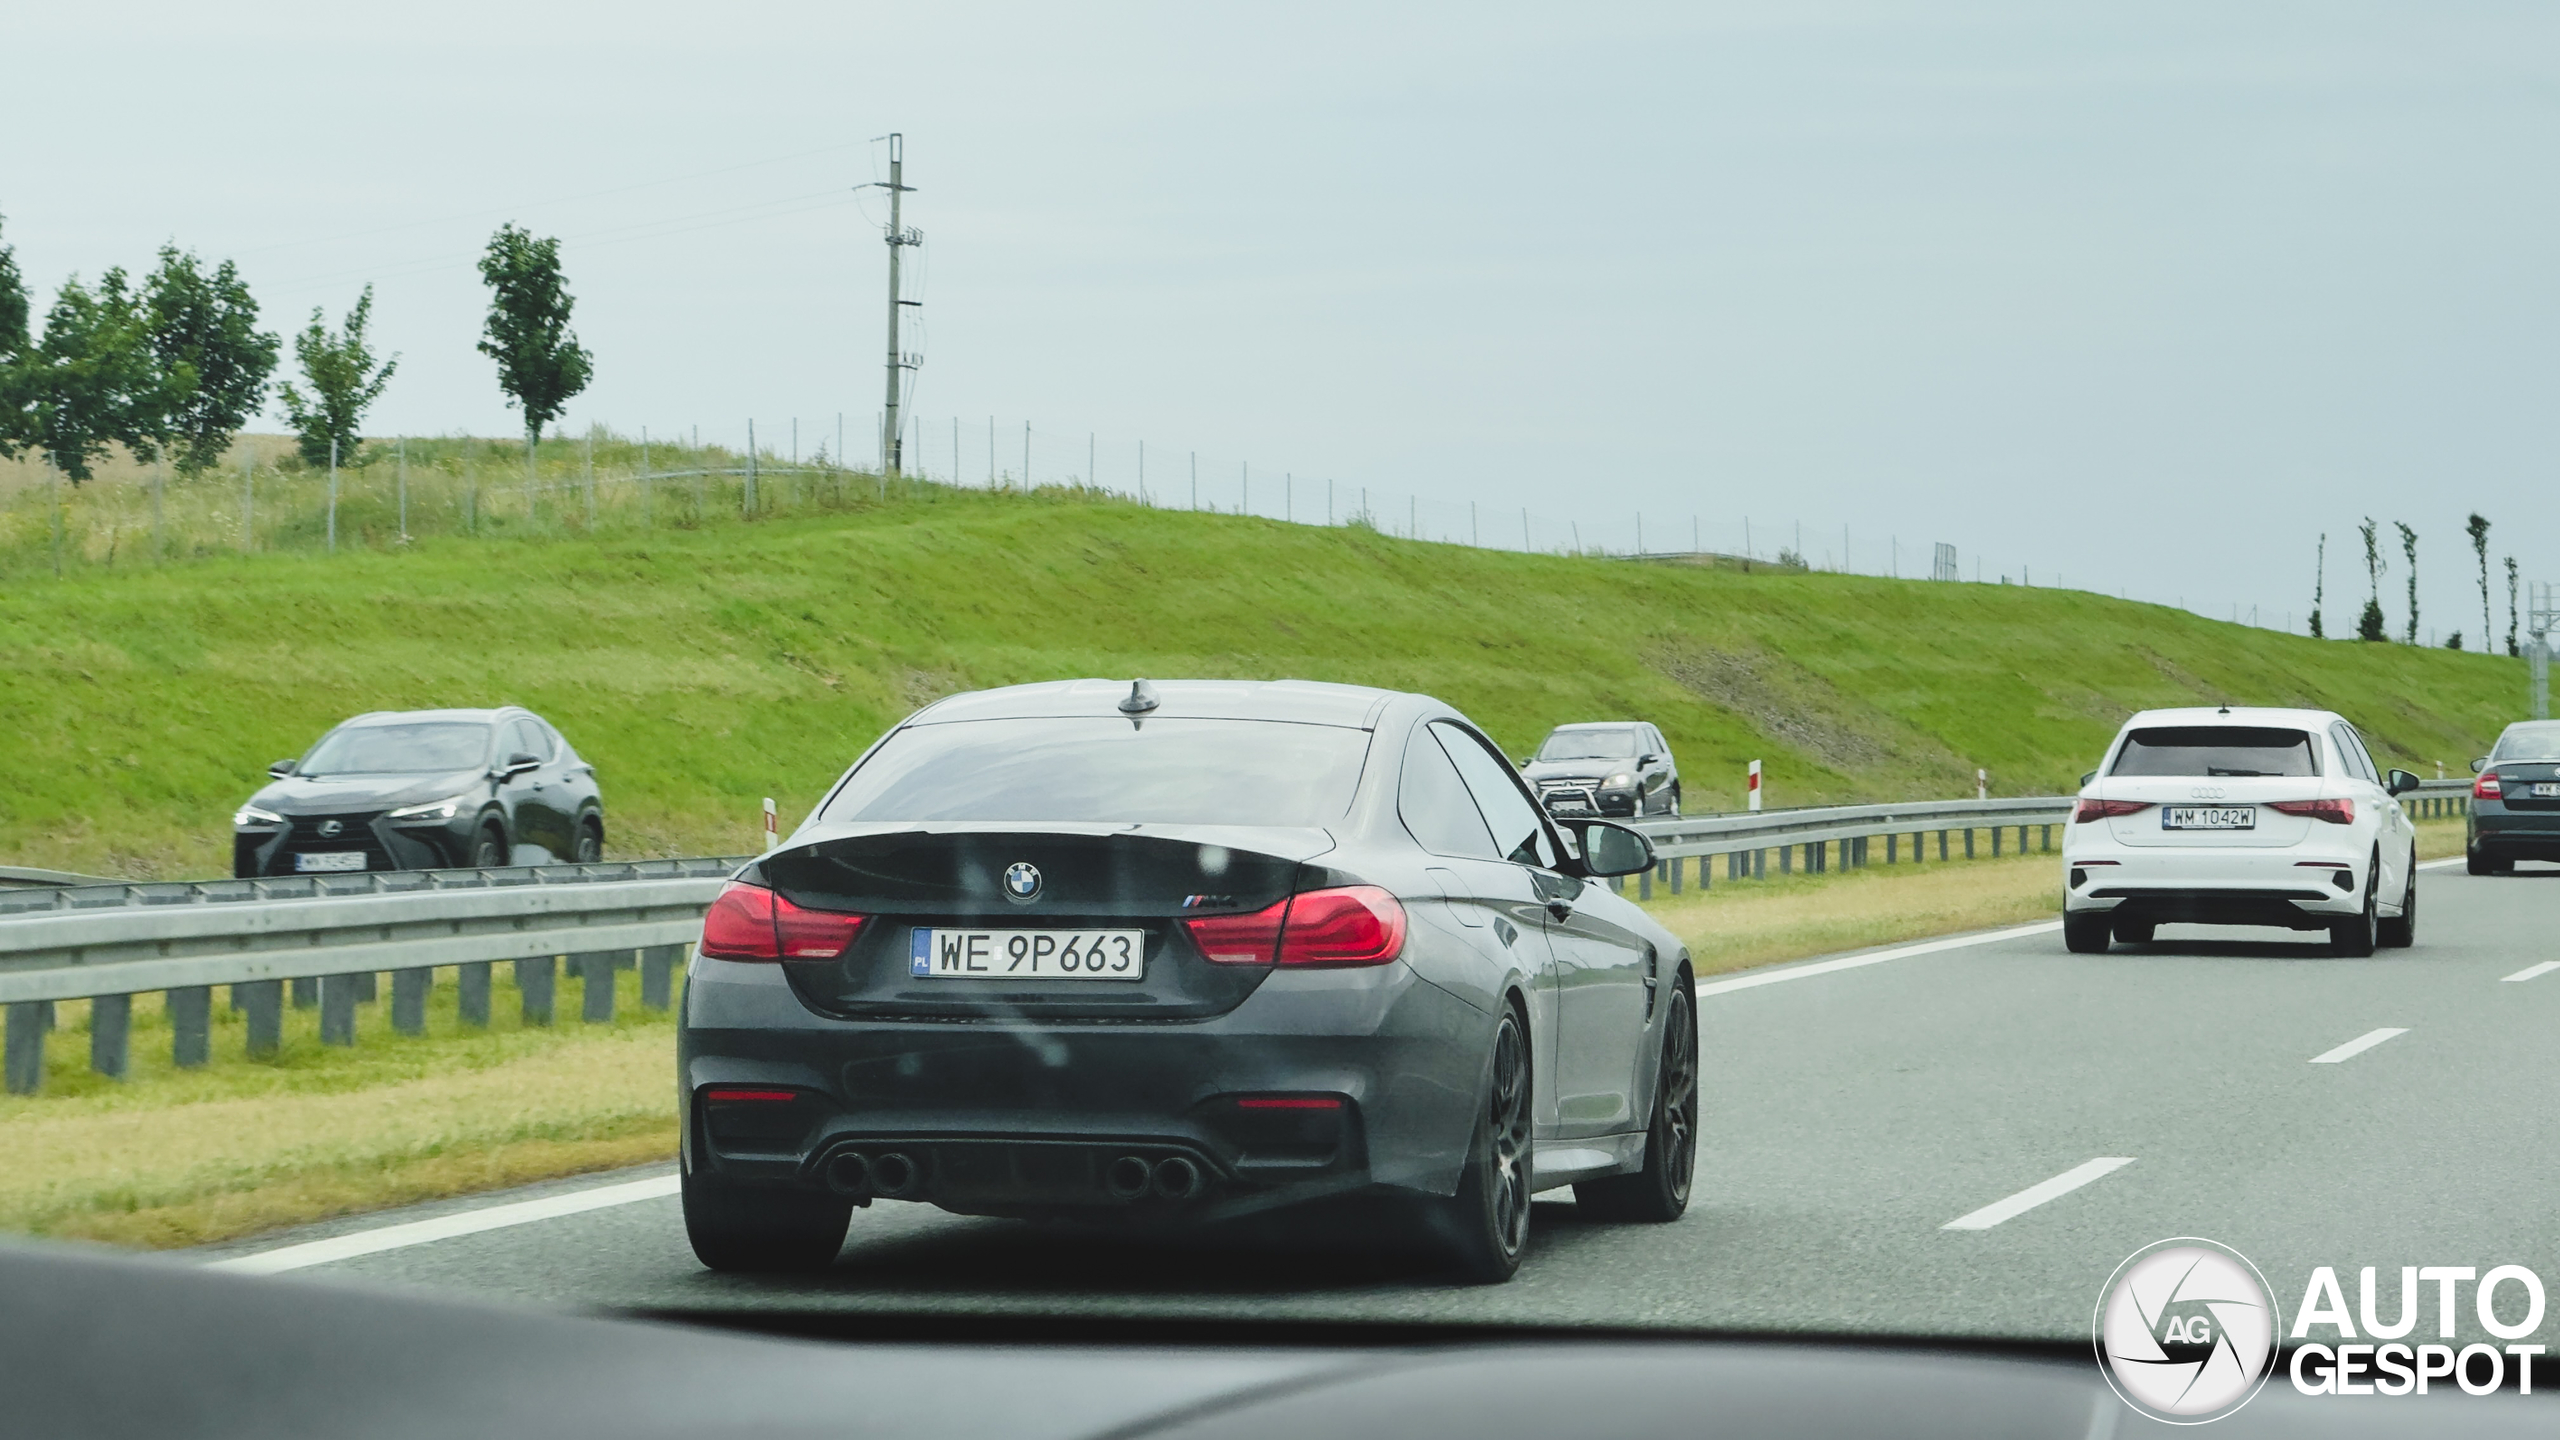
[2387,769,2421,796]
[268,759,297,778]
[1639,753,1662,767]
[499,751,541,777]
[1575,820,1655,878]
[2471,757,2489,774]
[2079,771,2097,788]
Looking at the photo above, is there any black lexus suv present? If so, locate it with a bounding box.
[232,707,605,877]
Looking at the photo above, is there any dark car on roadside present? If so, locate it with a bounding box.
[2467,720,2560,874]
[1519,721,1681,819]
[677,678,1693,1284]
[232,707,604,877]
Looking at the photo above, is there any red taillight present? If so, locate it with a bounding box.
[2073,799,2152,823]
[2477,771,2503,800]
[699,880,866,961]
[1275,886,1407,967]
[702,1087,799,1103]
[2270,799,2354,825]
[1236,1096,1345,1110]
[1184,885,1409,969]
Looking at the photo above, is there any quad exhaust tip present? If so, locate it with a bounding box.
[1105,1155,1154,1200]
[869,1152,921,1198]
[1152,1155,1202,1201]
[819,1150,871,1198]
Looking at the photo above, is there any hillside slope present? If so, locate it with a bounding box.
[0,486,2523,877]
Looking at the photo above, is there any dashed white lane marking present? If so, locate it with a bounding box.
[1942,1157,2136,1231]
[207,1173,680,1275]
[2308,1027,2408,1064]
[2503,962,2560,983]
[1696,920,2064,999]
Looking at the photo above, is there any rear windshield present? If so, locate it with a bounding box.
[1537,728,1638,762]
[2109,726,2320,778]
[820,718,1373,827]
[2494,726,2560,763]
[300,722,493,775]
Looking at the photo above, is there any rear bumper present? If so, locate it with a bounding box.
[2470,807,2560,856]
[2064,845,2363,927]
[677,956,1489,1215]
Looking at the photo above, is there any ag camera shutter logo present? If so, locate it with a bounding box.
[2095,1237,2280,1424]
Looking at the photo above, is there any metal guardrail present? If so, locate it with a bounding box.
[0,857,752,1094]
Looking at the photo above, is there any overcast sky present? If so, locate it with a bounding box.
[8,1,2555,636]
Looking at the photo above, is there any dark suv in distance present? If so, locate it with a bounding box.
[1519,721,1680,819]
[2467,720,2560,874]
[232,707,605,877]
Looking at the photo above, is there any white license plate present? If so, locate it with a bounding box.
[2534,783,2560,798]
[2162,806,2255,831]
[293,851,368,872]
[909,928,1145,980]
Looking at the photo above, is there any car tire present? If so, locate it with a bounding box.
[2330,856,2379,957]
[574,817,603,864]
[681,1163,851,1274]
[1575,981,1696,1223]
[1428,1005,1533,1284]
[2062,913,2112,954]
[2111,920,2155,946]
[469,824,506,869]
[2377,848,2417,949]
[1666,784,1681,818]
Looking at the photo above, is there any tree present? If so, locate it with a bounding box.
[2508,556,2522,657]
[2468,513,2493,650]
[2396,521,2419,643]
[0,214,29,460]
[278,286,396,469]
[2447,632,2465,650]
[476,224,591,485]
[19,268,170,483]
[143,245,278,476]
[2357,517,2387,642]
[2309,533,2326,639]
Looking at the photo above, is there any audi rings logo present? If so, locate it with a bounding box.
[2189,785,2227,800]
[1002,862,1042,903]
[2096,1238,2281,1424]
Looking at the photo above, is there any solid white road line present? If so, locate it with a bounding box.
[1942,1157,2135,1232]
[2308,1027,2408,1065]
[1695,920,2064,999]
[2416,857,2466,871]
[207,1173,680,1275]
[2503,962,2560,984]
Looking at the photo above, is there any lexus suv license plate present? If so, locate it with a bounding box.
[2162,806,2255,830]
[294,851,367,872]
[910,928,1145,980]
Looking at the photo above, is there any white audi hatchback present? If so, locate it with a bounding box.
[2062,706,2421,956]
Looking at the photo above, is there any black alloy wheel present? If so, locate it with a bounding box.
[2377,847,2417,948]
[681,1161,851,1273]
[2062,912,2112,954]
[1576,981,1697,1222]
[574,819,603,864]
[1435,1007,1534,1283]
[470,825,506,869]
[2331,855,2380,958]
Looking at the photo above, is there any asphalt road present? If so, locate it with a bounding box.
[199,859,2560,1345]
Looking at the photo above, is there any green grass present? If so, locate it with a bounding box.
[0,471,2523,878]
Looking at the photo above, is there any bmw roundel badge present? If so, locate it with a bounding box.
[1003,862,1042,903]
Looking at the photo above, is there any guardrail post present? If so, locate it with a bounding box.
[391,968,431,1036]
[1753,848,1766,879]
[1779,845,1792,875]
[1638,866,1653,900]
[238,981,282,1057]
[6,1002,45,1093]
[290,977,318,1010]
[40,999,54,1032]
[458,962,492,1027]
[577,952,617,1023]
[1669,856,1683,894]
[1886,833,1897,865]
[642,945,680,1010]
[169,986,211,1068]
[1697,857,1709,893]
[89,994,130,1078]
[1992,826,2003,857]
[2040,824,2052,853]
[319,974,360,1046]
[519,956,556,1026]
[1963,828,1975,859]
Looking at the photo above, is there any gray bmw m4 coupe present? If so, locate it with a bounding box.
[678,678,1696,1282]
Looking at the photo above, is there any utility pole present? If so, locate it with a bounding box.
[2531,581,2557,720]
[873,134,922,475]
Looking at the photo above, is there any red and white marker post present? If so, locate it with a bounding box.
[763,797,779,852]
[1747,759,1762,812]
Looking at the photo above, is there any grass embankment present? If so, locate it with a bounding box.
[0,471,2524,878]
[2,821,2467,1249]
